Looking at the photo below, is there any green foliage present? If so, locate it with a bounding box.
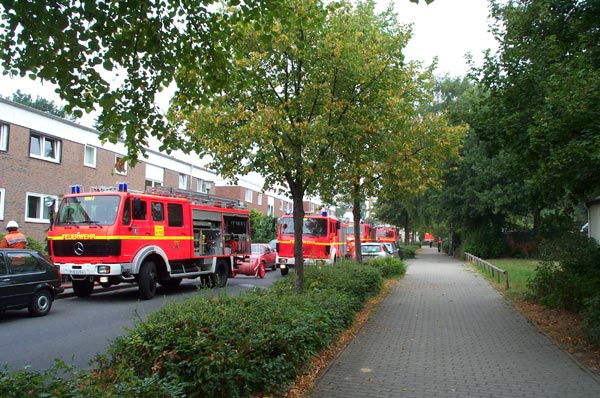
[527,234,600,312]
[364,257,406,278]
[3,90,75,120]
[0,261,403,398]
[583,295,600,348]
[249,209,276,243]
[461,229,508,259]
[400,244,418,259]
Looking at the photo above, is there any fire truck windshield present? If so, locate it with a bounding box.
[281,218,328,236]
[56,195,120,226]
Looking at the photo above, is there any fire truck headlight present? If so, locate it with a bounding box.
[97,265,111,274]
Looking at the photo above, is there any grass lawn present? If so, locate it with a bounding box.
[468,258,541,298]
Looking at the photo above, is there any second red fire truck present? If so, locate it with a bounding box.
[276,212,346,275]
[47,185,251,299]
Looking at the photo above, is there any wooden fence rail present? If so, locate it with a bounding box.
[465,252,510,290]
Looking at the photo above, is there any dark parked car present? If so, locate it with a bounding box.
[0,249,63,317]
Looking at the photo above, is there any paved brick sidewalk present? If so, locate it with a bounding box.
[310,247,600,398]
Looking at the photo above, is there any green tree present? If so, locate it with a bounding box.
[3,90,75,120]
[476,0,600,226]
[249,210,277,243]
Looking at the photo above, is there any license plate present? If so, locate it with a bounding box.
[280,264,286,269]
[69,269,87,275]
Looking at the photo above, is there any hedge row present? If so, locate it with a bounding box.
[0,259,405,398]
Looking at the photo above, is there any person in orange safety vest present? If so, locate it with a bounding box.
[0,221,27,249]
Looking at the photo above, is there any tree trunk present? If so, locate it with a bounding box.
[352,190,363,263]
[292,196,305,293]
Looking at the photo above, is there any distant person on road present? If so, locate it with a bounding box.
[437,237,442,253]
[0,221,27,249]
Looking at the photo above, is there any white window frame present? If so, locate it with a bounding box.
[257,193,263,206]
[30,132,61,163]
[179,174,188,190]
[267,204,274,217]
[114,155,128,176]
[280,199,284,211]
[84,144,97,168]
[245,189,253,203]
[25,192,58,223]
[0,188,5,220]
[0,123,8,152]
[145,180,162,188]
[286,202,292,213]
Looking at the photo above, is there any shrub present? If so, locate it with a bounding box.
[1,260,403,398]
[399,245,418,259]
[366,257,406,278]
[583,294,600,348]
[527,234,600,313]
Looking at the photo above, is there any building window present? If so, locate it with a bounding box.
[245,189,253,203]
[145,180,162,189]
[84,145,96,168]
[195,179,213,194]
[178,174,188,190]
[25,192,58,223]
[310,203,315,213]
[257,193,263,206]
[267,204,274,217]
[0,123,8,152]
[280,199,284,211]
[114,155,128,176]
[286,202,292,213]
[30,132,61,163]
[0,188,5,220]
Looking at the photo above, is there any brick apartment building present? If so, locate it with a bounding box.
[0,98,325,242]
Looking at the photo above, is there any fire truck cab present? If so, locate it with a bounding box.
[47,185,251,300]
[276,212,346,275]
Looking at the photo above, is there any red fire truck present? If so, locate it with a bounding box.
[276,212,346,275]
[375,225,399,244]
[341,222,375,259]
[47,185,251,299]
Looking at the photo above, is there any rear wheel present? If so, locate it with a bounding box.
[210,260,228,288]
[72,279,94,297]
[28,289,52,317]
[271,262,277,271]
[138,261,158,300]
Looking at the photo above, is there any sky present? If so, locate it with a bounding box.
[0,0,498,128]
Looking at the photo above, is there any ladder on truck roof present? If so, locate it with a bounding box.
[145,186,246,209]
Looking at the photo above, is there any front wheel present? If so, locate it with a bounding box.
[28,289,53,317]
[138,261,158,300]
[280,267,289,276]
[72,279,94,297]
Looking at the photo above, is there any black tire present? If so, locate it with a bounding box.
[138,261,158,300]
[72,279,94,297]
[210,261,228,288]
[159,278,182,289]
[271,262,276,271]
[280,267,289,276]
[28,289,53,317]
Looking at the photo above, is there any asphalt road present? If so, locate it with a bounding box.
[0,270,283,372]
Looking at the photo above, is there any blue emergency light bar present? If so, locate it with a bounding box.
[70,184,81,194]
[118,182,128,192]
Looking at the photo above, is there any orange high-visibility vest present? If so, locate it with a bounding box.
[0,231,27,248]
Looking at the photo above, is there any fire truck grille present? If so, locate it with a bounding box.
[52,240,122,257]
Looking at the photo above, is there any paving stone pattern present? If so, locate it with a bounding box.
[310,247,600,398]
